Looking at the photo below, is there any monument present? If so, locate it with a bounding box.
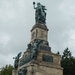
[12,2,63,75]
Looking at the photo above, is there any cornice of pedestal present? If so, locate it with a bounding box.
[31,23,49,32]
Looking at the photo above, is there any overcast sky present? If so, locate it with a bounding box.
[0,0,75,68]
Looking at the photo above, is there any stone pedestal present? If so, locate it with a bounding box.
[12,22,63,75]
[17,49,63,75]
[31,24,48,43]
[12,70,17,75]
[18,60,63,75]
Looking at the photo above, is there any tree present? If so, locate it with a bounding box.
[61,48,75,75]
[0,64,13,75]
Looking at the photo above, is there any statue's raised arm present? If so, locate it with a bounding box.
[33,2,36,9]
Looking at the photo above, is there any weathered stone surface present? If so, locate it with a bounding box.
[34,61,63,75]
[31,24,48,32]
[35,72,44,75]
[31,24,48,42]
[12,70,17,75]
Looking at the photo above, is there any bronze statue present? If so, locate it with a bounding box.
[31,39,43,60]
[18,67,27,75]
[33,2,47,24]
[13,52,22,70]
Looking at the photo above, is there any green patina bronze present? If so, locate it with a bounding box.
[18,67,27,75]
[33,2,47,24]
[13,52,22,70]
[31,39,43,60]
[19,39,43,66]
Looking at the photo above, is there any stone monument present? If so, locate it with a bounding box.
[12,2,63,75]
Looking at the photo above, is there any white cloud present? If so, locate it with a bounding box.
[59,0,75,19]
[68,29,75,49]
[0,54,14,67]
[0,33,11,45]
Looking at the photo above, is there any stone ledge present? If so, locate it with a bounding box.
[31,23,48,31]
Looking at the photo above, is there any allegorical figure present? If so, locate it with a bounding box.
[18,67,27,75]
[31,39,43,60]
[33,2,47,24]
[13,52,22,70]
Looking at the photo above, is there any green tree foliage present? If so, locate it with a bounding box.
[0,64,13,75]
[61,48,75,75]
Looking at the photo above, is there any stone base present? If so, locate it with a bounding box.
[17,49,63,75]
[12,70,17,75]
[18,60,63,75]
[35,65,63,75]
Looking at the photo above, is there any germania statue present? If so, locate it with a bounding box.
[33,2,47,24]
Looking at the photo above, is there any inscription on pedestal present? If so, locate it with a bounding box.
[42,55,53,63]
[39,45,51,51]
